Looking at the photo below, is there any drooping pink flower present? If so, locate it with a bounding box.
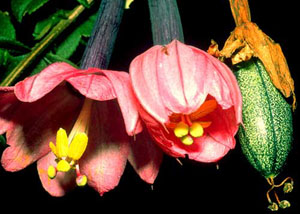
[0,62,162,196]
[129,40,242,163]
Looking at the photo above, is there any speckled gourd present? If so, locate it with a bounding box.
[234,58,293,179]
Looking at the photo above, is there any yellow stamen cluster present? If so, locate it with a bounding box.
[174,121,204,145]
[48,128,88,186]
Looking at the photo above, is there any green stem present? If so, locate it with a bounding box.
[148,0,184,45]
[0,0,94,86]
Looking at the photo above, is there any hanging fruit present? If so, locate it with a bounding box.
[208,0,295,211]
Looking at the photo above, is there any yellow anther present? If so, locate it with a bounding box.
[49,142,57,157]
[189,122,204,138]
[174,122,189,138]
[68,133,88,161]
[181,135,194,146]
[125,0,134,9]
[56,128,69,158]
[47,165,56,179]
[76,175,87,187]
[57,159,71,172]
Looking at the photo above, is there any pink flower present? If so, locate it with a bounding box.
[0,63,162,196]
[129,40,242,162]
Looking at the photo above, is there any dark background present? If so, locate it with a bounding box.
[0,0,299,213]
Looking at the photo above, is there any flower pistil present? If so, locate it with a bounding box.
[166,99,217,146]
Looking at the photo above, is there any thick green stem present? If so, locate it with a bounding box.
[148,0,184,45]
[80,0,125,69]
[0,0,94,86]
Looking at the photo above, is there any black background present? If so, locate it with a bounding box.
[0,0,299,213]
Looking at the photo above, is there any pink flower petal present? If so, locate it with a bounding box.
[188,134,231,163]
[80,100,130,196]
[101,69,143,135]
[0,87,19,134]
[130,45,170,124]
[190,45,242,122]
[128,129,163,184]
[206,105,238,149]
[15,63,79,102]
[156,40,207,114]
[37,152,76,197]
[67,68,117,101]
[1,85,82,171]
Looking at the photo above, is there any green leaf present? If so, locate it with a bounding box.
[0,135,6,146]
[11,0,49,22]
[30,52,78,76]
[0,11,16,39]
[76,0,91,8]
[33,10,68,40]
[0,49,10,67]
[0,36,30,54]
[55,12,97,59]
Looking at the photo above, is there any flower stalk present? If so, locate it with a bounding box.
[80,0,125,69]
[148,0,184,45]
[0,0,94,87]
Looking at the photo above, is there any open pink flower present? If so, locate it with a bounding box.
[0,62,162,196]
[129,40,242,162]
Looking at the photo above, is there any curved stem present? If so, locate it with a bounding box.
[148,0,184,45]
[0,0,94,86]
[80,0,125,69]
[229,0,251,26]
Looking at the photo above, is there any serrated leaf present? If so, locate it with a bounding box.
[33,10,68,40]
[76,0,91,8]
[11,0,49,22]
[55,12,97,59]
[0,36,30,54]
[0,11,16,39]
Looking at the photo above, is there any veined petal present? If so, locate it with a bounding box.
[101,70,143,136]
[130,45,170,124]
[128,129,163,184]
[56,128,68,158]
[188,135,231,162]
[15,63,79,102]
[80,101,129,196]
[1,86,82,172]
[156,40,207,114]
[67,68,116,101]
[68,132,88,161]
[205,105,238,149]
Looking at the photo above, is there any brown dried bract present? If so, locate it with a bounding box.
[210,0,296,110]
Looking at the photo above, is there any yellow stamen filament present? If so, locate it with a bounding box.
[47,98,93,187]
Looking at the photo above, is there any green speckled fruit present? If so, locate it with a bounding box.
[234,58,293,179]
